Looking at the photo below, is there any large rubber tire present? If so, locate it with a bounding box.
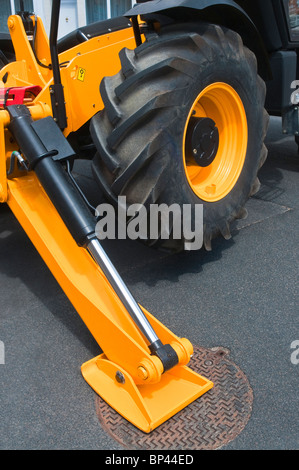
[91,23,269,251]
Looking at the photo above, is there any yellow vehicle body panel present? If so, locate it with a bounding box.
[4,14,136,134]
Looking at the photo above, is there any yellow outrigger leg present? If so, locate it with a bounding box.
[0,0,213,433]
[1,102,213,433]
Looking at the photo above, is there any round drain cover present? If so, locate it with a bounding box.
[95,346,253,450]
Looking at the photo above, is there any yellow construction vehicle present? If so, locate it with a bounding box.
[0,0,271,433]
[0,0,214,434]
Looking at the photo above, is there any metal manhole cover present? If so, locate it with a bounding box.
[95,346,253,450]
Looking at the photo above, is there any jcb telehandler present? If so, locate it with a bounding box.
[0,0,297,432]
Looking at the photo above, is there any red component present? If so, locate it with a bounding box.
[0,85,42,108]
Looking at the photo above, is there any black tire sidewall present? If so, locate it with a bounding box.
[92,25,267,250]
[162,50,264,233]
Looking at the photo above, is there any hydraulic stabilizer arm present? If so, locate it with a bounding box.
[7,104,179,372]
[2,101,213,432]
[0,0,213,433]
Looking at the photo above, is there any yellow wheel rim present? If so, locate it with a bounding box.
[183,82,248,202]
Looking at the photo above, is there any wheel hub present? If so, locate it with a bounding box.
[183,82,248,202]
[186,117,219,167]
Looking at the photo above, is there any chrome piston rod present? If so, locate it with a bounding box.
[87,237,160,347]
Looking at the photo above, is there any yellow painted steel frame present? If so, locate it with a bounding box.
[2,14,136,135]
[0,16,213,432]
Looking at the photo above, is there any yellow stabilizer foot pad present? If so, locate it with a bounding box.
[81,354,213,433]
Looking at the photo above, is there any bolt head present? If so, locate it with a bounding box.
[8,18,15,30]
[115,371,125,384]
[137,366,148,381]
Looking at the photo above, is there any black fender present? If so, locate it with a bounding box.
[125,0,271,80]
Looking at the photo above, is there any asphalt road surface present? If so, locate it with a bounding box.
[0,116,298,450]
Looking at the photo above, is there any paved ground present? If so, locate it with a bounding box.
[0,116,298,450]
